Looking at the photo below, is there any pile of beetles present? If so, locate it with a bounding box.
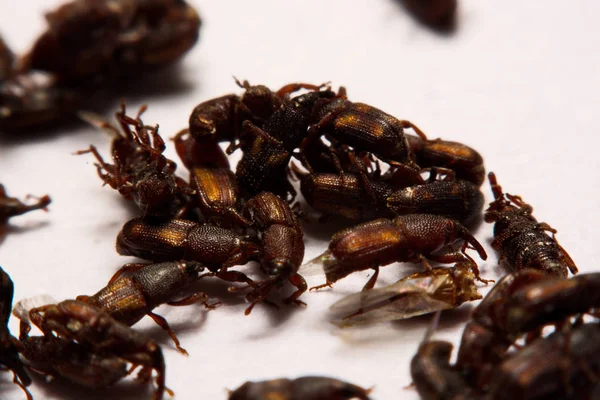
[1,1,599,400]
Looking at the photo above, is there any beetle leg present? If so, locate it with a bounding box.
[310,279,334,291]
[276,82,325,97]
[146,312,188,356]
[399,120,428,140]
[244,296,279,316]
[361,267,380,291]
[414,254,433,270]
[224,208,252,228]
[241,120,283,145]
[281,273,308,306]
[28,305,55,338]
[422,167,456,182]
[557,243,578,275]
[167,292,220,309]
[506,193,534,213]
[10,371,33,400]
[303,102,348,148]
[536,222,557,237]
[216,267,256,287]
[75,145,117,176]
[383,161,425,186]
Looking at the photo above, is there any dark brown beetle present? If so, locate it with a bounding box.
[387,174,484,227]
[22,300,167,400]
[499,272,600,334]
[486,322,600,400]
[77,104,192,218]
[235,128,297,199]
[23,0,131,83]
[7,0,200,131]
[298,171,395,221]
[411,341,476,400]
[241,192,306,314]
[228,376,372,400]
[0,184,51,241]
[116,217,260,285]
[304,92,425,171]
[190,166,250,227]
[173,128,230,170]
[406,134,485,187]
[330,261,482,327]
[310,214,487,291]
[455,269,552,389]
[19,335,131,391]
[189,80,323,149]
[189,83,275,147]
[23,0,200,84]
[401,0,457,31]
[297,165,482,226]
[457,271,600,390]
[0,267,33,400]
[484,172,577,278]
[76,261,216,355]
[173,128,249,226]
[236,87,339,199]
[0,71,80,131]
[113,0,201,74]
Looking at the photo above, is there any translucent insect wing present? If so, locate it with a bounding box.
[329,273,453,327]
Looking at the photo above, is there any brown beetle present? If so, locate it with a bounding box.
[77,261,216,355]
[304,93,424,170]
[77,104,192,217]
[228,376,372,400]
[190,166,250,227]
[242,192,306,314]
[19,335,131,391]
[189,80,324,149]
[411,341,476,400]
[0,184,51,241]
[173,128,230,170]
[236,87,339,199]
[23,0,200,83]
[189,86,272,147]
[455,269,552,389]
[486,322,600,400]
[23,300,167,400]
[0,71,80,131]
[484,172,577,277]
[401,0,457,31]
[0,267,33,400]
[113,0,201,74]
[406,134,485,187]
[116,217,260,285]
[310,214,487,290]
[299,171,394,221]
[330,261,482,327]
[387,175,484,227]
[174,128,249,226]
[457,271,600,390]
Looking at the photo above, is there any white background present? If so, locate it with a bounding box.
[1,1,599,399]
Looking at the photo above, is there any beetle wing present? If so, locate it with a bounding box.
[12,294,57,323]
[329,274,453,326]
[298,249,333,276]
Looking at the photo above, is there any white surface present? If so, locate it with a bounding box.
[1,1,599,399]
